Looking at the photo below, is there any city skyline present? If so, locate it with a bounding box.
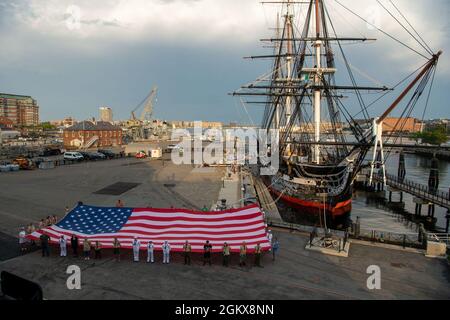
[0,0,449,124]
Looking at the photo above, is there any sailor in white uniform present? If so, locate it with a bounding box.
[162,240,171,264]
[147,241,154,263]
[132,237,141,262]
[59,235,67,257]
[267,230,273,251]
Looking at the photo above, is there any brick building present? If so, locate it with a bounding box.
[382,117,423,133]
[0,93,39,126]
[63,121,123,149]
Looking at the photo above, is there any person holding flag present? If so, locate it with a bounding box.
[113,238,121,262]
[239,241,247,267]
[59,235,67,257]
[162,240,171,264]
[222,242,230,267]
[254,243,262,267]
[71,234,79,257]
[183,240,192,265]
[147,241,155,263]
[132,237,141,262]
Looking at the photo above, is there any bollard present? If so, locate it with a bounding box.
[418,223,424,243]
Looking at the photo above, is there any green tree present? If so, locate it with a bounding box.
[40,122,57,131]
[411,126,449,145]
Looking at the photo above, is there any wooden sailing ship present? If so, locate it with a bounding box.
[233,0,442,227]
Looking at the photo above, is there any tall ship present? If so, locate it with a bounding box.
[234,0,442,227]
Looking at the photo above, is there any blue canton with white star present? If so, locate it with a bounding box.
[56,205,133,235]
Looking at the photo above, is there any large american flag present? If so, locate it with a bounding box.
[28,204,271,252]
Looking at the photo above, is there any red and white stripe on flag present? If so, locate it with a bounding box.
[27,204,271,253]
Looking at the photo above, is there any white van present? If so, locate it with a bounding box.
[64,152,84,161]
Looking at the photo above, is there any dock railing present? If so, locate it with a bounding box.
[265,218,425,249]
[376,173,450,209]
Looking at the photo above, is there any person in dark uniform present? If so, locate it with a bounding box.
[254,243,262,267]
[239,242,247,267]
[203,240,212,266]
[71,234,79,257]
[40,233,50,257]
[94,241,102,259]
[113,238,121,262]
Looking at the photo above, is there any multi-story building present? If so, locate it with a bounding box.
[99,107,113,123]
[63,121,123,149]
[0,93,39,126]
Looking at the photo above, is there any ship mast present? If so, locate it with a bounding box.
[313,0,322,164]
[283,0,295,157]
[285,0,293,126]
[274,13,281,129]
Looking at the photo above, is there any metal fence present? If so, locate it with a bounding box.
[266,218,424,249]
[356,227,422,248]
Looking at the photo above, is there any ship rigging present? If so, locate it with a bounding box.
[233,0,442,226]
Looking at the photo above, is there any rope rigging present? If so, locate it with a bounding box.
[334,0,431,60]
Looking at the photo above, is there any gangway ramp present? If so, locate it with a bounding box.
[247,169,283,224]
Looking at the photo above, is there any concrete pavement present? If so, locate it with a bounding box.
[1,228,449,300]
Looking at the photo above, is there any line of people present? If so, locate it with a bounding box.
[48,235,280,267]
[19,213,63,253]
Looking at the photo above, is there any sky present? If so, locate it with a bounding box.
[0,0,449,124]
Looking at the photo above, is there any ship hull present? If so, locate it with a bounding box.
[266,182,352,218]
[261,165,353,226]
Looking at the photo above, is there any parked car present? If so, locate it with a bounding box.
[90,152,107,160]
[79,151,106,161]
[135,151,147,159]
[63,152,84,161]
[98,149,116,159]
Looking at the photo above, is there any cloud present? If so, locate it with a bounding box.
[0,0,448,122]
[1,0,447,69]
